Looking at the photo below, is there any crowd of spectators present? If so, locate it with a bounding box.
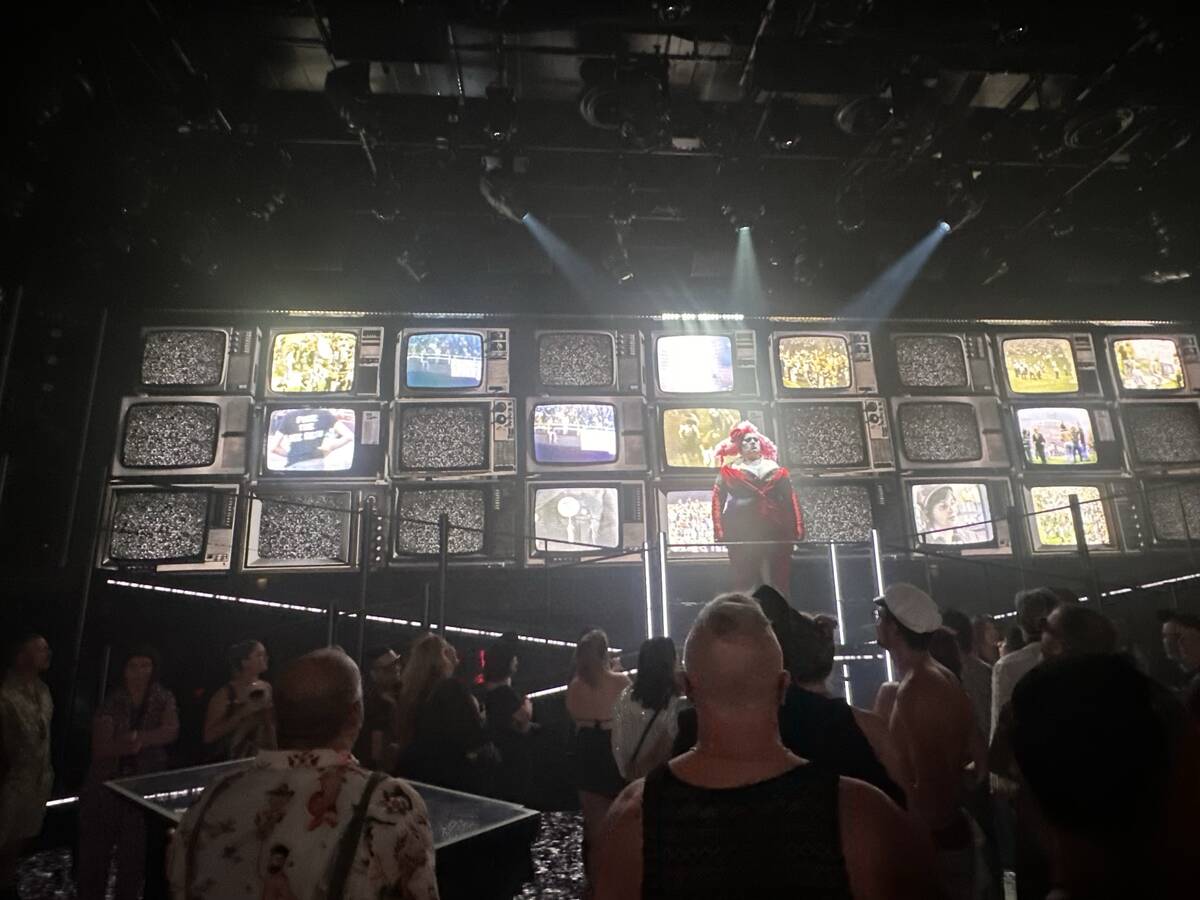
[2,581,1199,900]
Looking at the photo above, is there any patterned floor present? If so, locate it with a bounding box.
[17,812,588,899]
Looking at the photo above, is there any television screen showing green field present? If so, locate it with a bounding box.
[1017,408,1097,465]
[270,332,357,394]
[779,336,852,390]
[1113,338,1185,391]
[1030,485,1111,547]
[1003,338,1079,394]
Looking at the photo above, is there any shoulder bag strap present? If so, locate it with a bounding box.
[629,708,663,768]
[327,770,388,900]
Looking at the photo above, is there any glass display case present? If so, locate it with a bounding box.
[107,760,540,899]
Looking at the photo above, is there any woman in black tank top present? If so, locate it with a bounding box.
[641,762,853,900]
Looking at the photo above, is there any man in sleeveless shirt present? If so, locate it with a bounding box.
[875,584,986,900]
[595,593,936,900]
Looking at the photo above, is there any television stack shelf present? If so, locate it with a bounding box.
[98,327,260,576]
[96,316,1200,611]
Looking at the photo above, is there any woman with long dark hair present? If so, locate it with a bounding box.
[611,637,685,781]
[202,639,275,759]
[77,646,179,900]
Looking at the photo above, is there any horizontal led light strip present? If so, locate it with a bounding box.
[526,652,885,701]
[105,580,608,652]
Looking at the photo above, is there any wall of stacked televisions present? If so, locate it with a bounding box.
[97,317,1200,578]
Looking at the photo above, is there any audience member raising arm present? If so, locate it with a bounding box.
[202,639,276,759]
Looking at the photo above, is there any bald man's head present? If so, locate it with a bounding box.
[275,648,363,750]
[684,593,787,712]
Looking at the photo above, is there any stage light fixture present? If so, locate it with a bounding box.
[982,257,1010,286]
[820,0,875,28]
[479,156,529,223]
[718,157,764,232]
[579,59,671,150]
[324,62,372,131]
[484,83,517,145]
[835,184,866,233]
[942,172,985,232]
[396,232,431,283]
[1063,108,1135,150]
[765,101,802,151]
[835,95,895,137]
[1142,209,1193,284]
[653,1,692,22]
[604,218,636,284]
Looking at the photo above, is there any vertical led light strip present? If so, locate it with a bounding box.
[829,543,853,706]
[642,541,655,639]
[871,528,896,682]
[659,530,670,639]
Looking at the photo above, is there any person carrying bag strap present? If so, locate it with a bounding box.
[326,770,389,900]
[626,709,663,781]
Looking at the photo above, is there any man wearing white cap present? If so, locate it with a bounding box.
[875,583,982,900]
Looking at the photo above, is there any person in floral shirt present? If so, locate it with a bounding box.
[169,648,438,900]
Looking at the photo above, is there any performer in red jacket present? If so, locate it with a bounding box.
[711,421,804,595]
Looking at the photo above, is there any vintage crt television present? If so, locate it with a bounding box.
[793,478,900,548]
[98,483,238,573]
[775,399,894,474]
[890,398,1010,471]
[264,325,384,399]
[112,396,251,478]
[770,330,878,397]
[905,477,1013,555]
[651,330,759,397]
[526,480,646,564]
[534,329,643,394]
[995,332,1103,399]
[258,403,386,480]
[1018,478,1141,554]
[657,404,769,474]
[1106,333,1200,397]
[243,486,388,572]
[1120,400,1200,474]
[657,480,725,558]
[392,481,518,565]
[1012,403,1123,471]
[138,326,258,394]
[396,327,510,396]
[526,397,648,474]
[1140,478,1200,546]
[890,332,995,394]
[391,398,517,478]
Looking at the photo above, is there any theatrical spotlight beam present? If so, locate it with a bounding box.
[841,221,951,319]
[733,225,767,311]
[522,213,615,298]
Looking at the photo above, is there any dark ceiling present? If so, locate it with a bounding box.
[5,1,1199,318]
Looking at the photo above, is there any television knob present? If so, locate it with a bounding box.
[867,413,879,424]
